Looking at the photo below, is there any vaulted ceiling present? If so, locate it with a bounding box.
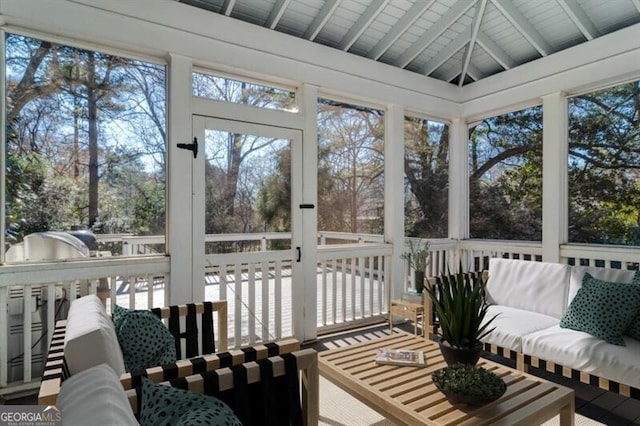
[179,0,640,86]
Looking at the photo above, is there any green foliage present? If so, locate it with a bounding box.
[404,117,449,238]
[432,363,506,403]
[400,239,430,272]
[425,266,497,349]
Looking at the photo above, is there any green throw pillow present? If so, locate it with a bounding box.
[140,377,242,426]
[623,270,640,341]
[112,305,177,372]
[560,272,640,346]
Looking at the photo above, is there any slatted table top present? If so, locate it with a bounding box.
[318,332,575,426]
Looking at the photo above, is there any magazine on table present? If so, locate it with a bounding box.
[375,348,427,367]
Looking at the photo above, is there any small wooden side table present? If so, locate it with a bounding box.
[389,300,425,336]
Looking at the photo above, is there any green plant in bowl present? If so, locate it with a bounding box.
[432,363,506,406]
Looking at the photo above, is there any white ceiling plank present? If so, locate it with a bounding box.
[466,63,483,81]
[459,0,488,87]
[304,0,342,41]
[338,0,390,51]
[393,0,475,68]
[633,0,640,13]
[419,31,469,75]
[265,0,292,29]
[222,0,236,16]
[442,66,462,83]
[476,31,515,69]
[491,0,553,56]
[366,0,436,60]
[556,0,600,40]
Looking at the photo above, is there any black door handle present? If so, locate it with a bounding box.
[296,247,301,262]
[299,204,315,209]
[177,137,198,158]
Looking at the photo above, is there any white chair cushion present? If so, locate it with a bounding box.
[568,266,638,305]
[64,295,125,376]
[57,363,138,425]
[487,258,571,319]
[522,325,640,389]
[481,305,559,352]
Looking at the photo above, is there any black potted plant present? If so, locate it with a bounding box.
[432,363,506,406]
[400,239,430,293]
[424,264,497,365]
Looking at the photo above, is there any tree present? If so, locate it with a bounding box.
[5,33,167,251]
[404,118,449,238]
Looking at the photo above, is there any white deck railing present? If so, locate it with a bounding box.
[1,233,637,397]
[0,256,169,396]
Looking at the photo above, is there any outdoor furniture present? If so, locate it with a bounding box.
[38,295,299,404]
[425,259,640,400]
[319,332,575,426]
[56,348,319,425]
[389,299,425,336]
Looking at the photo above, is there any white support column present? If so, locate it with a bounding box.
[449,118,469,267]
[298,83,318,342]
[384,105,405,302]
[0,29,6,264]
[168,53,198,305]
[542,92,568,263]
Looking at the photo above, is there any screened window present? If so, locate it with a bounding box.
[4,34,166,260]
[468,106,543,240]
[192,71,295,111]
[317,98,385,237]
[568,80,640,246]
[404,116,449,238]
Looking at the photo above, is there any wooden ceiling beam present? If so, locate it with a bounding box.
[393,0,474,68]
[338,0,389,51]
[304,0,342,41]
[366,0,436,60]
[491,0,552,56]
[265,0,292,30]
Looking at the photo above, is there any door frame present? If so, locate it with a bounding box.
[192,114,311,342]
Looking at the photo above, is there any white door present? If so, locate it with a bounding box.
[192,116,306,346]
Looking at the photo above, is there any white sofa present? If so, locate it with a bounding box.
[482,258,640,396]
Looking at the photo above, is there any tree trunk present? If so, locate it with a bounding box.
[87,51,99,227]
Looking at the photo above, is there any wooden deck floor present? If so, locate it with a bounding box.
[304,322,640,426]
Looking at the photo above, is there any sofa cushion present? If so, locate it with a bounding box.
[559,273,640,346]
[522,325,640,389]
[57,363,138,425]
[481,305,559,352]
[487,258,571,319]
[64,295,126,376]
[112,305,177,372]
[568,265,638,304]
[139,377,241,426]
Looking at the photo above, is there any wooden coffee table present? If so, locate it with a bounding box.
[319,332,575,425]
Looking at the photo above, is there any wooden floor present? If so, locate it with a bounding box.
[304,321,640,426]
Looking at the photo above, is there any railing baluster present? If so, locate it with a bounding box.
[129,276,136,309]
[341,258,347,322]
[23,285,32,383]
[321,259,327,326]
[261,261,270,342]
[146,274,153,309]
[331,259,337,323]
[248,263,256,345]
[275,260,282,340]
[47,285,56,344]
[368,255,374,316]
[0,286,8,387]
[234,264,242,347]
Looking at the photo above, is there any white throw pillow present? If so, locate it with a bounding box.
[64,295,126,376]
[57,363,138,425]
[486,258,571,319]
